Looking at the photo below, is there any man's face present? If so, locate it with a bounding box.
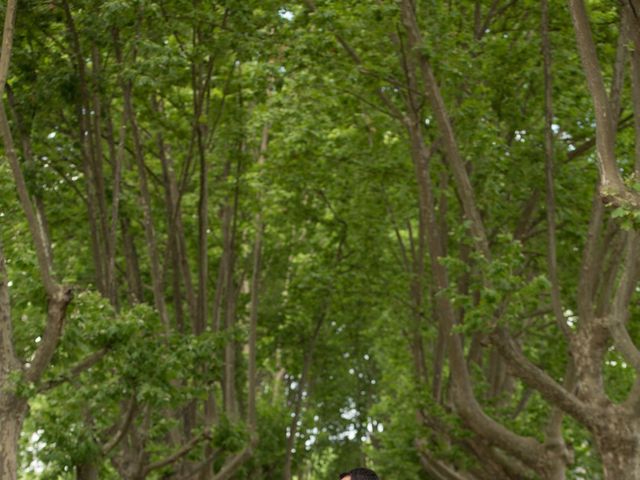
[341,477,351,480]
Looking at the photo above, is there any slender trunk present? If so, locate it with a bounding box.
[0,3,69,478]
[248,124,269,433]
[541,4,573,476]
[157,129,197,321]
[630,20,640,172]
[120,218,143,304]
[106,117,124,308]
[542,0,569,340]
[222,160,241,418]
[431,172,449,402]
[122,84,169,329]
[196,123,209,335]
[90,44,111,297]
[193,57,214,336]
[0,397,27,480]
[272,350,285,405]
[158,129,185,331]
[400,0,490,258]
[0,246,22,480]
[222,253,238,418]
[0,0,17,100]
[76,462,99,480]
[114,29,169,330]
[431,325,446,403]
[211,254,226,333]
[195,67,212,477]
[568,0,638,207]
[283,316,324,480]
[62,1,108,296]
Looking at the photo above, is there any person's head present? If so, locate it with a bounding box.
[339,467,379,480]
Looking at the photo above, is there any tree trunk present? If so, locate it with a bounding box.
[76,462,99,480]
[592,418,640,480]
[283,314,324,480]
[598,445,640,480]
[0,396,27,480]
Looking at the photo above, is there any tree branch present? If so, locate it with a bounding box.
[569,0,640,208]
[25,285,73,383]
[491,327,594,427]
[0,241,18,372]
[38,347,108,392]
[210,445,253,480]
[577,193,605,319]
[300,0,405,121]
[177,447,222,479]
[0,0,17,100]
[102,395,137,455]
[400,0,491,259]
[415,440,471,480]
[142,429,211,476]
[542,0,571,339]
[0,88,56,296]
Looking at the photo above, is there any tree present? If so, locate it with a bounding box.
[0,2,73,478]
[297,0,640,478]
[3,1,640,479]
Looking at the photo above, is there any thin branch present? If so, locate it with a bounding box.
[0,0,17,99]
[577,192,605,318]
[491,327,594,427]
[247,123,269,433]
[142,429,210,476]
[0,241,18,371]
[569,0,640,208]
[337,87,402,120]
[102,395,137,455]
[566,114,634,161]
[25,286,73,383]
[38,347,108,392]
[399,0,491,259]
[542,0,570,339]
[0,105,54,294]
[177,447,222,479]
[301,0,405,121]
[210,445,253,480]
[415,441,470,480]
[1,84,73,385]
[606,236,640,380]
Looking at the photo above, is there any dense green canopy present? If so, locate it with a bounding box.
[0,0,640,479]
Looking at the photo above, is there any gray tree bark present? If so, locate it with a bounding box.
[0,398,26,480]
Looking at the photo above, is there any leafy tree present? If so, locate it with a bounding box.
[2,1,640,480]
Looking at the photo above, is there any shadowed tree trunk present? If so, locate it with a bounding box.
[0,396,27,480]
[0,2,72,478]
[76,462,99,480]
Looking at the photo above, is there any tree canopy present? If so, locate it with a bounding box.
[1,0,640,479]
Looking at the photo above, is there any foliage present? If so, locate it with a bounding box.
[0,0,638,479]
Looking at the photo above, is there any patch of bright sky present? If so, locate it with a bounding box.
[564,309,577,328]
[279,8,294,21]
[26,431,46,475]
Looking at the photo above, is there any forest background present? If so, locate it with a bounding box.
[1,0,640,479]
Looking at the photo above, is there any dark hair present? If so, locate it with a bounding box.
[340,467,379,480]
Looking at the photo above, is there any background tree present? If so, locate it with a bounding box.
[2,1,640,479]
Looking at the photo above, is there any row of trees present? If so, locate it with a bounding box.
[1,0,640,479]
